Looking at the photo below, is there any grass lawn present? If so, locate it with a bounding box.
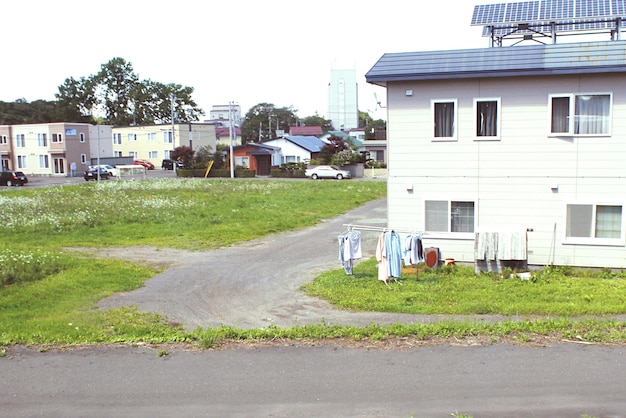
[1,178,625,348]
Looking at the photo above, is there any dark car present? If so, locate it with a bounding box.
[84,167,110,181]
[161,159,184,170]
[0,170,28,186]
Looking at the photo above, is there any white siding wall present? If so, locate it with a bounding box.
[265,138,311,166]
[386,74,626,269]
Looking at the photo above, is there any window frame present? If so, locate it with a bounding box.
[473,97,501,141]
[16,134,26,147]
[424,198,477,238]
[113,133,122,145]
[548,92,612,137]
[38,133,48,147]
[564,201,625,246]
[39,154,49,168]
[431,98,458,141]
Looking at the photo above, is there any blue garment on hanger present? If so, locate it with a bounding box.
[384,230,403,278]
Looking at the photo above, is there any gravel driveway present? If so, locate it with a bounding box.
[97,198,458,330]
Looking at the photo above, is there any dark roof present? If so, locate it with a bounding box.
[366,40,626,85]
[282,136,327,153]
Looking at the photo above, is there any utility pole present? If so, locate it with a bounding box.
[229,101,235,179]
[170,94,176,173]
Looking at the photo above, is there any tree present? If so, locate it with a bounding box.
[0,99,59,124]
[359,110,386,140]
[54,76,96,122]
[169,146,195,168]
[300,114,334,131]
[240,103,298,144]
[55,57,204,126]
[318,135,350,164]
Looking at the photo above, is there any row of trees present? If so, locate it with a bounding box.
[0,57,386,145]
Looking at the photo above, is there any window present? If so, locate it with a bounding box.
[80,154,87,164]
[425,200,475,233]
[38,133,47,146]
[148,151,158,159]
[566,203,623,244]
[163,131,173,144]
[129,151,138,158]
[16,134,25,147]
[17,155,28,169]
[128,133,137,141]
[550,93,611,135]
[113,133,122,145]
[147,132,157,141]
[51,133,63,143]
[53,158,65,174]
[474,98,500,139]
[39,155,49,168]
[432,99,457,140]
[235,156,250,168]
[114,151,123,157]
[0,135,7,144]
[79,133,85,143]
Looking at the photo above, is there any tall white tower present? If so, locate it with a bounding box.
[328,68,358,131]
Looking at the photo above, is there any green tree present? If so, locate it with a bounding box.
[54,76,96,122]
[359,110,386,139]
[0,99,59,124]
[240,103,298,144]
[55,57,204,126]
[300,114,334,131]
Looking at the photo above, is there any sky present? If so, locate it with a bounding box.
[2,0,507,122]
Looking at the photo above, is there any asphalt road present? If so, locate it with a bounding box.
[2,343,625,417]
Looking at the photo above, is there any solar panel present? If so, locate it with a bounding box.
[613,0,626,14]
[472,0,626,26]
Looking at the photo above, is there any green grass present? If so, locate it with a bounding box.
[304,260,626,316]
[1,178,625,347]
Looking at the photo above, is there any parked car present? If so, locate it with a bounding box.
[305,165,352,180]
[161,159,184,170]
[84,167,110,181]
[89,164,118,177]
[0,170,28,186]
[134,159,155,170]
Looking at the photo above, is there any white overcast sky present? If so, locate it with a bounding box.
[2,0,512,121]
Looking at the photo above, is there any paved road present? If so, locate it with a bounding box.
[2,343,625,417]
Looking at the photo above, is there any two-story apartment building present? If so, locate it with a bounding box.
[111,123,217,167]
[0,122,96,176]
[366,40,626,270]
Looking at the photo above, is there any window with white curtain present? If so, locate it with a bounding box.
[474,98,500,139]
[432,99,457,140]
[550,93,611,136]
[425,200,475,233]
[566,203,623,244]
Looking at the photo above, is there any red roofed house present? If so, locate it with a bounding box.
[288,126,324,136]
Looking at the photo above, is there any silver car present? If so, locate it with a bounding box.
[305,165,352,180]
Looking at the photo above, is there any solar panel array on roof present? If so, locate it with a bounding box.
[472,0,626,25]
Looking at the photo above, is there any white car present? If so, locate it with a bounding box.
[89,164,118,177]
[305,165,352,180]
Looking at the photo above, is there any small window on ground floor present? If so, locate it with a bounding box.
[566,203,623,244]
[425,200,475,233]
